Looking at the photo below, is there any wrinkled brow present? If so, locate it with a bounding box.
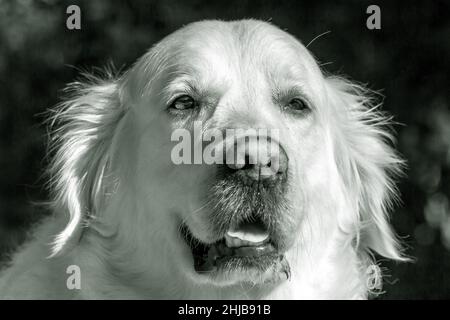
[160,72,230,105]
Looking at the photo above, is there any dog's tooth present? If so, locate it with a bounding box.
[225,234,231,247]
[225,234,239,248]
[233,238,243,247]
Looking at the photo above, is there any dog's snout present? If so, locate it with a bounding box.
[226,136,288,182]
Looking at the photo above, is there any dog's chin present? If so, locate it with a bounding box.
[180,223,291,286]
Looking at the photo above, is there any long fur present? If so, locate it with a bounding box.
[46,71,125,255]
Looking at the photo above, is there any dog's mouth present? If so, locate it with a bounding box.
[180,218,290,282]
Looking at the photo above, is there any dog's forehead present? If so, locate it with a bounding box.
[161,20,317,82]
[125,20,322,101]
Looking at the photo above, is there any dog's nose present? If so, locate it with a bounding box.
[225,136,288,182]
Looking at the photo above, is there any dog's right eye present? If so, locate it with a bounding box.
[169,95,196,111]
[285,98,310,113]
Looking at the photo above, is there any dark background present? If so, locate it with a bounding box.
[0,0,449,299]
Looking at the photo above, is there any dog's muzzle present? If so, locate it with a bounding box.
[181,134,291,281]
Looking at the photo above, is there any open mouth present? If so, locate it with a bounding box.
[180,218,291,281]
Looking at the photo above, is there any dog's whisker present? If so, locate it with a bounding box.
[306,30,331,48]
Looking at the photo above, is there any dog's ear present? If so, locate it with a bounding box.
[325,76,408,261]
[47,72,125,256]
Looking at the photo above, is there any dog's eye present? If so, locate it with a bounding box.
[285,98,310,113]
[169,95,196,111]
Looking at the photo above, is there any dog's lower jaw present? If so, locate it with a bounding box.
[68,230,285,299]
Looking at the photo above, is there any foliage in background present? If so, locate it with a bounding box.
[0,0,449,298]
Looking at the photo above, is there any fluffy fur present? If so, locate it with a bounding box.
[0,19,407,299]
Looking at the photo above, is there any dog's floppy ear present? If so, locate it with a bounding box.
[325,76,408,261]
[47,72,125,256]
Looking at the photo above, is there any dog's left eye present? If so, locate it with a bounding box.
[169,95,196,111]
[285,98,310,113]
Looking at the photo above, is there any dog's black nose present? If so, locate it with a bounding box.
[225,136,288,183]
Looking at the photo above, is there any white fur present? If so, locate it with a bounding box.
[0,19,408,299]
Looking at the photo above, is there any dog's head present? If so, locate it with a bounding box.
[48,20,406,297]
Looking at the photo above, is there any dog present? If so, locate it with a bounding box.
[0,19,407,299]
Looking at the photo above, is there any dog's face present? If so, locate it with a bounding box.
[50,20,405,297]
[115,21,355,286]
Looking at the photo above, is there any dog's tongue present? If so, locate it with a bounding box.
[193,221,274,273]
[225,222,269,246]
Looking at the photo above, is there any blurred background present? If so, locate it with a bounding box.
[0,0,448,298]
